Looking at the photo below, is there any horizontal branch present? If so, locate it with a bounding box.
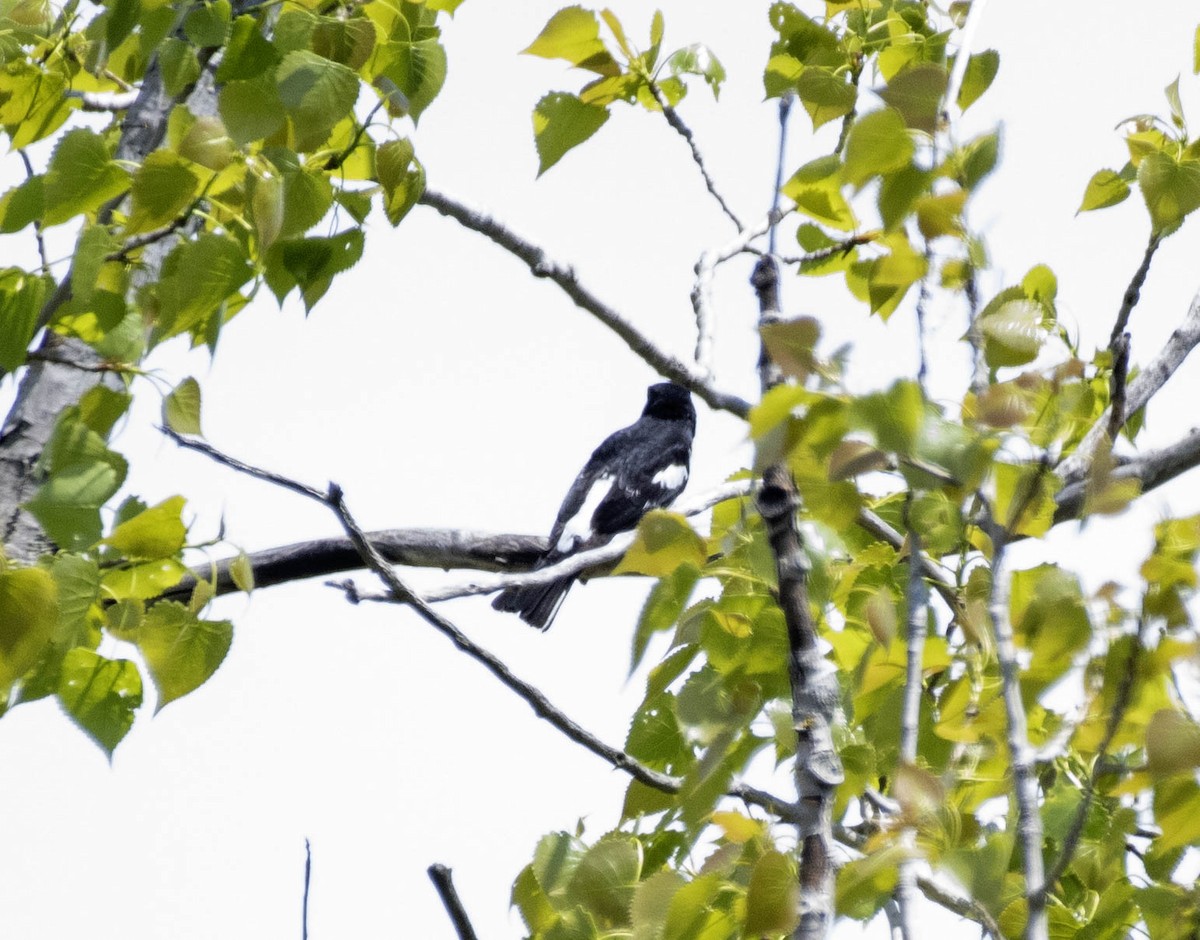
[1054,427,1200,522]
[418,187,751,419]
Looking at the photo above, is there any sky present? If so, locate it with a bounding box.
[1,1,1200,938]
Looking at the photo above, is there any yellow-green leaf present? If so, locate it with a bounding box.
[163,377,203,436]
[105,495,187,560]
[614,510,706,577]
[137,601,232,711]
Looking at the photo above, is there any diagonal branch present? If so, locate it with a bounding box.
[417,187,751,418]
[646,80,742,230]
[427,864,479,940]
[1059,286,1200,481]
[1034,618,1147,902]
[166,432,799,820]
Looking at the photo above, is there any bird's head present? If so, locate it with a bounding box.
[644,382,696,428]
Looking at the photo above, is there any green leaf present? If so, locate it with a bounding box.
[106,598,144,639]
[264,229,364,312]
[532,92,609,176]
[137,601,232,711]
[1146,709,1200,777]
[163,377,203,436]
[744,851,800,935]
[836,845,904,921]
[159,37,201,97]
[760,315,821,381]
[850,380,923,454]
[50,553,100,645]
[1078,168,1132,212]
[105,495,187,560]
[41,129,129,227]
[102,558,188,601]
[215,14,280,82]
[25,413,128,551]
[532,831,588,908]
[956,49,999,111]
[219,72,286,147]
[613,511,706,577]
[630,871,684,940]
[230,552,255,593]
[842,108,914,188]
[125,151,200,235]
[277,50,361,152]
[781,154,856,230]
[0,269,46,371]
[632,565,699,672]
[376,138,425,225]
[511,865,557,933]
[878,63,948,134]
[312,16,377,71]
[522,6,619,76]
[795,66,857,129]
[666,44,725,99]
[1195,23,1200,75]
[979,290,1051,367]
[1166,75,1185,131]
[177,114,235,170]
[371,39,447,122]
[1137,151,1200,233]
[56,648,142,756]
[183,0,231,47]
[0,175,44,233]
[565,835,641,926]
[153,234,252,341]
[0,567,57,692]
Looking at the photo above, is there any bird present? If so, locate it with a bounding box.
[492,382,697,630]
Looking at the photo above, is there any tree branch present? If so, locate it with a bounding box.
[1035,618,1147,901]
[646,80,742,230]
[427,864,479,940]
[1060,286,1200,481]
[417,187,751,419]
[981,497,1048,940]
[168,433,802,825]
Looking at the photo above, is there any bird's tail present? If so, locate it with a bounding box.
[491,575,574,631]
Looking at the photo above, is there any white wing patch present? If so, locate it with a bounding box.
[556,475,613,553]
[652,464,688,491]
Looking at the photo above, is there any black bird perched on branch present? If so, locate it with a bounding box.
[492,382,697,630]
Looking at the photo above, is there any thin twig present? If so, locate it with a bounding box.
[690,207,793,372]
[302,838,311,940]
[17,150,49,276]
[833,63,862,157]
[107,213,196,263]
[418,187,751,419]
[1106,331,1130,441]
[770,93,793,255]
[1060,285,1200,481]
[427,864,479,940]
[324,99,386,172]
[646,80,742,230]
[748,230,878,266]
[1109,232,1162,346]
[1035,619,1147,901]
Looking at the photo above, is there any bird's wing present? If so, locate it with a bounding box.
[545,425,635,552]
[591,424,692,535]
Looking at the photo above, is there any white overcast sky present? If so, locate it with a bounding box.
[1,2,1200,938]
